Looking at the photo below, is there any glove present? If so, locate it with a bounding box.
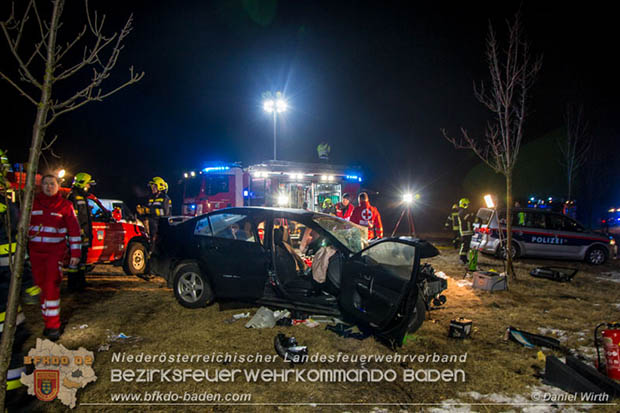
[136,205,145,215]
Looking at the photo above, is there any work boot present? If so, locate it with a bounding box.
[460,256,468,265]
[43,328,62,342]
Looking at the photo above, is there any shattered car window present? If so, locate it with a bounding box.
[313,215,368,254]
[362,242,416,280]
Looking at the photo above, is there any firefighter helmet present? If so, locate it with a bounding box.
[149,176,168,192]
[459,198,470,208]
[72,172,96,189]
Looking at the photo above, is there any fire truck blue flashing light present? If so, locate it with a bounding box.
[243,190,249,197]
[346,175,362,182]
[203,166,230,173]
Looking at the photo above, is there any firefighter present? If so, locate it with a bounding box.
[335,193,354,221]
[66,172,96,292]
[444,203,460,249]
[457,197,474,264]
[137,177,171,248]
[0,149,37,401]
[29,174,81,341]
[0,149,40,304]
[350,192,383,240]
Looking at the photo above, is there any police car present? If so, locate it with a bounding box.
[471,208,616,265]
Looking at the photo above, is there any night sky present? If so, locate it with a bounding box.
[1,1,618,231]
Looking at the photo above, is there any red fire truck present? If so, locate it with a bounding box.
[181,160,363,216]
[7,169,150,276]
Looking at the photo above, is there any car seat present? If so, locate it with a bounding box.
[273,227,314,295]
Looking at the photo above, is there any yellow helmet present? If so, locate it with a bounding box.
[459,198,470,208]
[72,172,96,189]
[149,176,168,192]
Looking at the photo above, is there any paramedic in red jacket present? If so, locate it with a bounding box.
[29,174,81,341]
[350,192,384,240]
[335,193,354,221]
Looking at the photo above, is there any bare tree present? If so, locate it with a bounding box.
[0,1,143,407]
[442,12,542,279]
[558,104,591,201]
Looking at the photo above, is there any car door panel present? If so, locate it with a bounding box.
[339,240,419,331]
[196,213,268,298]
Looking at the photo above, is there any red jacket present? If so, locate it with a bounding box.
[350,201,383,239]
[335,202,354,221]
[29,192,82,258]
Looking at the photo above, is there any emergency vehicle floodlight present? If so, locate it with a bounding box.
[263,99,275,113]
[57,169,66,179]
[190,171,196,177]
[276,99,288,113]
[277,193,288,206]
[184,173,189,178]
[484,194,495,208]
[403,193,414,204]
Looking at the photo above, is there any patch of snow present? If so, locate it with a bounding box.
[537,328,569,342]
[426,400,473,413]
[597,272,620,283]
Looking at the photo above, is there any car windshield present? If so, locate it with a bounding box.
[312,215,368,254]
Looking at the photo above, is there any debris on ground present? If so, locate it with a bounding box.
[224,311,252,324]
[530,267,578,282]
[325,323,370,340]
[273,333,307,363]
[245,307,290,329]
[72,324,89,330]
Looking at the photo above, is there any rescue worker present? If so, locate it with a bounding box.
[66,172,96,292]
[457,197,474,264]
[335,193,354,221]
[1,150,38,402]
[444,203,460,249]
[29,174,81,341]
[0,149,40,304]
[350,192,383,240]
[137,177,171,248]
[321,198,335,215]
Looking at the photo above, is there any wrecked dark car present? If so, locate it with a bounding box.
[150,207,446,346]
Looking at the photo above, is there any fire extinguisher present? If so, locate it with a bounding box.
[595,322,620,381]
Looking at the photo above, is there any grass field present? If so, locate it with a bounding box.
[15,239,620,412]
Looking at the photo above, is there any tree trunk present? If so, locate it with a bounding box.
[0,2,61,409]
[505,173,516,279]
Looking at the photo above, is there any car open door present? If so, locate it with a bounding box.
[338,239,423,346]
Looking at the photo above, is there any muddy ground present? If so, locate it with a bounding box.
[13,238,620,413]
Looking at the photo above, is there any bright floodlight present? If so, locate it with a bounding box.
[484,194,495,208]
[57,169,66,179]
[277,193,288,206]
[263,99,275,113]
[403,193,414,204]
[190,171,196,177]
[276,99,287,113]
[184,172,189,178]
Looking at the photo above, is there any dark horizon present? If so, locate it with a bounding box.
[2,1,618,231]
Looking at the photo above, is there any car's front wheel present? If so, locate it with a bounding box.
[497,241,520,260]
[123,242,147,275]
[173,263,214,308]
[585,246,607,265]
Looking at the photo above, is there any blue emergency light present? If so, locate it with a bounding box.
[203,166,230,173]
[345,175,363,182]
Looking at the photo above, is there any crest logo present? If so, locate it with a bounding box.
[34,370,59,402]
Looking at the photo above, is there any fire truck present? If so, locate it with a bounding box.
[181,160,363,216]
[6,169,150,276]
